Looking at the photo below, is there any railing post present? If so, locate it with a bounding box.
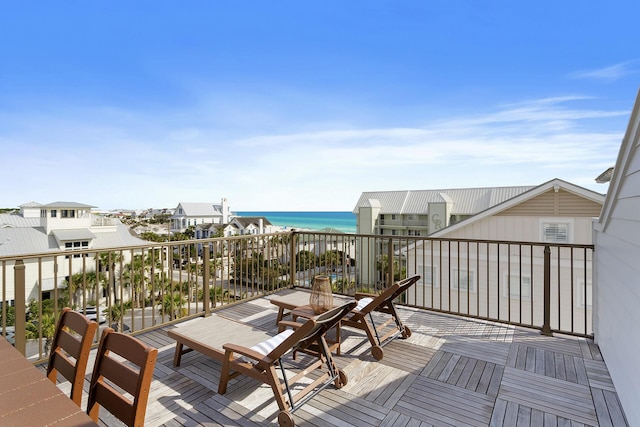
[541,245,553,336]
[290,232,297,288]
[387,237,394,287]
[13,260,26,355]
[203,243,211,316]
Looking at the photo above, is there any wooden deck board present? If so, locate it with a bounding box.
[52,289,627,426]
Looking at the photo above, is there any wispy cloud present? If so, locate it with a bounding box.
[569,61,637,82]
[0,96,625,210]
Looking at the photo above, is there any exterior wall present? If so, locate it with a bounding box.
[498,189,602,217]
[593,96,640,426]
[440,215,596,244]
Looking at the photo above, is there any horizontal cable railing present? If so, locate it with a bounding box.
[1,231,593,360]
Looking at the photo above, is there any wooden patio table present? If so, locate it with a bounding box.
[0,336,97,426]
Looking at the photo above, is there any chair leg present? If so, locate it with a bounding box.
[218,353,231,394]
[266,365,290,412]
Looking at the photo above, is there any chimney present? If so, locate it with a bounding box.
[259,218,264,234]
[222,198,229,224]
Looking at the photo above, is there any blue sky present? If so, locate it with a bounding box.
[1,1,638,211]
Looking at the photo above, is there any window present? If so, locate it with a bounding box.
[391,214,397,220]
[452,269,475,292]
[503,275,531,299]
[61,210,74,218]
[540,219,572,243]
[64,241,89,258]
[51,210,57,218]
[577,280,592,308]
[420,266,438,287]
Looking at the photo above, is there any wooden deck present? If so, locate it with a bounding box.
[49,290,628,426]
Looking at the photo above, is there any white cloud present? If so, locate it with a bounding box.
[569,61,637,82]
[0,95,625,211]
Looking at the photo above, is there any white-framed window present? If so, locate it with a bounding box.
[503,274,531,299]
[420,266,438,288]
[540,218,572,243]
[452,269,476,292]
[64,241,89,258]
[576,280,592,308]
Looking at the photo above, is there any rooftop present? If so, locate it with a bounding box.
[44,290,628,426]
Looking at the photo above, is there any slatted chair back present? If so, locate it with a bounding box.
[343,274,421,360]
[46,307,98,407]
[87,328,158,427]
[218,301,357,425]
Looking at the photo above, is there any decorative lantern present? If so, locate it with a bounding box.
[309,275,333,314]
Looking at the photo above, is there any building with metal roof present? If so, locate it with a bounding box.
[0,201,147,303]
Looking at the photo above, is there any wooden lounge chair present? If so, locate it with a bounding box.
[218,301,356,427]
[341,275,420,360]
[46,307,98,407]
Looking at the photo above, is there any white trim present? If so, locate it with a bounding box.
[539,218,574,243]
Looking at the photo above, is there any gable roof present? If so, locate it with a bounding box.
[430,178,605,237]
[353,185,535,215]
[233,217,273,227]
[173,202,222,217]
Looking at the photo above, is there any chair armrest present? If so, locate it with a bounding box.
[222,343,267,363]
[278,320,304,331]
[355,292,377,300]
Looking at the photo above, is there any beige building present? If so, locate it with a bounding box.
[398,179,604,334]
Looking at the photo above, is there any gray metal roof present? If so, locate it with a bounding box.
[42,202,97,209]
[0,213,40,228]
[352,186,535,215]
[173,203,222,217]
[0,217,146,257]
[52,229,97,241]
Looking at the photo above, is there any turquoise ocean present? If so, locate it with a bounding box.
[236,211,356,233]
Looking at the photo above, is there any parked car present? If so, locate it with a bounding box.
[75,306,107,324]
[3,326,15,345]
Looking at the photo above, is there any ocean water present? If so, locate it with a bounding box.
[236,211,356,233]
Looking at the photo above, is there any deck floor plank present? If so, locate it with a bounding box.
[47,289,628,426]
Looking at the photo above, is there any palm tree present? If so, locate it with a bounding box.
[96,251,123,303]
[25,312,56,353]
[108,301,132,332]
[156,293,187,320]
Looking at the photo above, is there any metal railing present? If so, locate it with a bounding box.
[1,231,593,360]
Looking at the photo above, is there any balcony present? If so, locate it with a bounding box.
[0,231,629,425]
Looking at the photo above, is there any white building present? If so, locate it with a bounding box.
[0,201,147,304]
[169,198,232,233]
